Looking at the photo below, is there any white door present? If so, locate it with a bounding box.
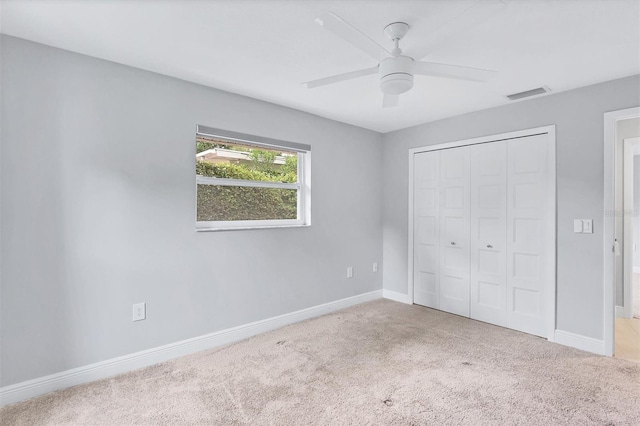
[439,147,471,316]
[413,151,440,308]
[506,134,550,337]
[470,141,507,326]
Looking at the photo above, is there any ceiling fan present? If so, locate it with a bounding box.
[303,0,505,108]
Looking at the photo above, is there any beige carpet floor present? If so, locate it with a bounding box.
[2,299,640,425]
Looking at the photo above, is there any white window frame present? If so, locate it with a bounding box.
[195,126,311,231]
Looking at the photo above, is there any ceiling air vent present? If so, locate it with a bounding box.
[506,86,550,101]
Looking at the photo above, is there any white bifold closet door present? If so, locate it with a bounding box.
[413,150,440,308]
[413,133,551,338]
[470,141,507,327]
[505,134,549,337]
[413,147,471,316]
[439,147,471,317]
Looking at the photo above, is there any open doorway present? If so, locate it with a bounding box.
[614,117,640,362]
[604,107,640,360]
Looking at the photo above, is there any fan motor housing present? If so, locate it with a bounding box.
[379,56,415,94]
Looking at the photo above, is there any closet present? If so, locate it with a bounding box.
[412,132,553,338]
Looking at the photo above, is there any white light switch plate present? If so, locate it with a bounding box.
[133,302,146,321]
[574,219,593,234]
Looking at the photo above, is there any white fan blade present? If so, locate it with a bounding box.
[315,12,390,60]
[410,0,507,61]
[415,61,497,82]
[383,93,399,108]
[302,66,378,89]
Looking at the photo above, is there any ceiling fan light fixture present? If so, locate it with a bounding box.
[379,56,414,94]
[380,73,414,95]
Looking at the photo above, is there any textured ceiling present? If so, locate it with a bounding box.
[1,0,639,133]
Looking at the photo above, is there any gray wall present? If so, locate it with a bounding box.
[0,36,383,387]
[615,117,640,305]
[382,75,640,340]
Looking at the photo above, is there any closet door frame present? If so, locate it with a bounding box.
[408,125,557,341]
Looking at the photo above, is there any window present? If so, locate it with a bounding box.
[195,126,311,230]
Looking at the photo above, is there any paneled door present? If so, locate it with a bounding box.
[470,141,508,326]
[439,147,471,317]
[413,151,440,308]
[506,134,550,337]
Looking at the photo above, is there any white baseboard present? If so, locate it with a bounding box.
[0,290,383,407]
[554,330,605,355]
[383,289,412,304]
[616,305,625,317]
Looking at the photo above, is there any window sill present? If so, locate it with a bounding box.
[196,223,310,232]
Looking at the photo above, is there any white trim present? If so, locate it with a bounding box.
[634,266,640,274]
[300,150,312,227]
[603,107,640,357]
[546,126,558,342]
[554,330,605,355]
[407,126,554,156]
[383,289,412,304]
[196,218,305,231]
[407,150,416,304]
[615,305,625,317]
[0,290,382,407]
[407,125,557,340]
[196,223,310,232]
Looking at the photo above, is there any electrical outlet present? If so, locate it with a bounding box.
[347,266,353,278]
[133,302,146,322]
[373,262,378,272]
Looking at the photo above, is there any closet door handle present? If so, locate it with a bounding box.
[450,242,456,246]
[486,244,493,249]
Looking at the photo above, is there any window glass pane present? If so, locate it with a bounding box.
[196,136,298,184]
[197,184,298,222]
